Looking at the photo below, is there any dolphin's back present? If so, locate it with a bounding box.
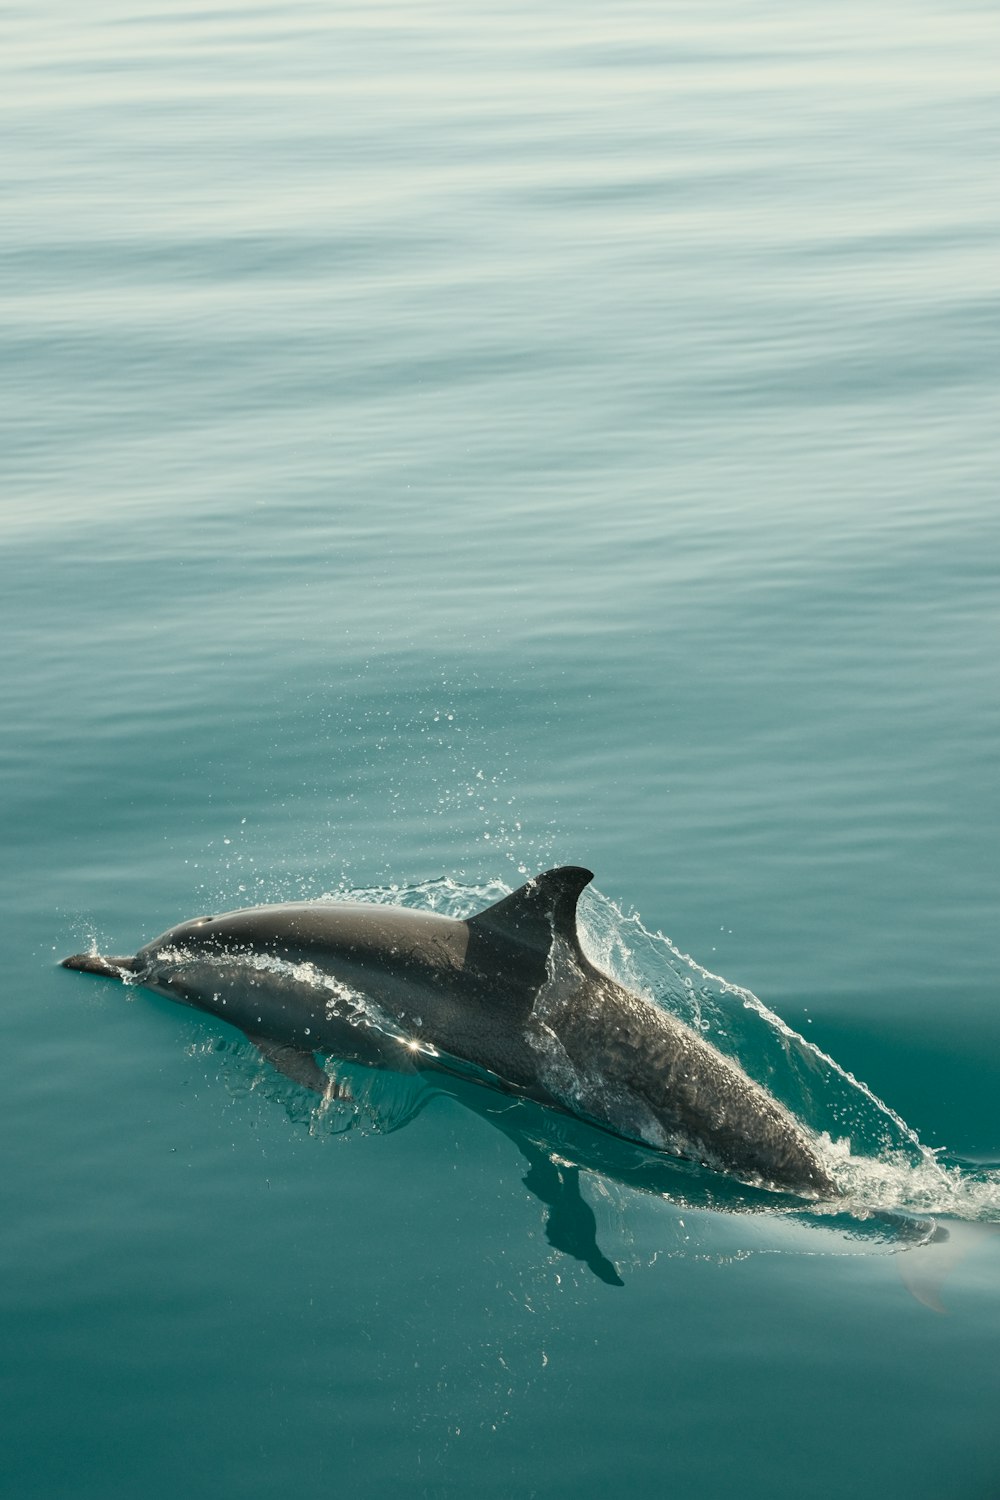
[144,901,469,970]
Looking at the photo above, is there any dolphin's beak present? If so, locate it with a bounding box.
[61,954,138,979]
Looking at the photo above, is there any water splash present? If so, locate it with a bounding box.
[576,884,1000,1224]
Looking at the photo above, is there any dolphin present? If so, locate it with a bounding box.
[61,865,837,1199]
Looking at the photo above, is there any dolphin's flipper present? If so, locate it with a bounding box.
[246,1034,351,1100]
[519,1141,624,1287]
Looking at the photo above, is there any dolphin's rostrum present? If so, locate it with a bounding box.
[62,866,836,1199]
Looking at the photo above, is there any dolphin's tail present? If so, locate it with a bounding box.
[61,953,138,979]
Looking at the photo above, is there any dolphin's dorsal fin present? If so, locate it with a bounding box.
[468,866,594,964]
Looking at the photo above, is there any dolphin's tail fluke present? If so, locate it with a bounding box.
[61,953,138,979]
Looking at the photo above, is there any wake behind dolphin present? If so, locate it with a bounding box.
[64,866,837,1198]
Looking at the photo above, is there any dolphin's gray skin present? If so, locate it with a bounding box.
[62,866,836,1199]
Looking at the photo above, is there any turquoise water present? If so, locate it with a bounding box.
[4,0,1000,1494]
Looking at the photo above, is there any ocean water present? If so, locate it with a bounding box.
[3,0,999,1495]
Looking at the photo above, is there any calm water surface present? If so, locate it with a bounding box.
[3,2,999,1496]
